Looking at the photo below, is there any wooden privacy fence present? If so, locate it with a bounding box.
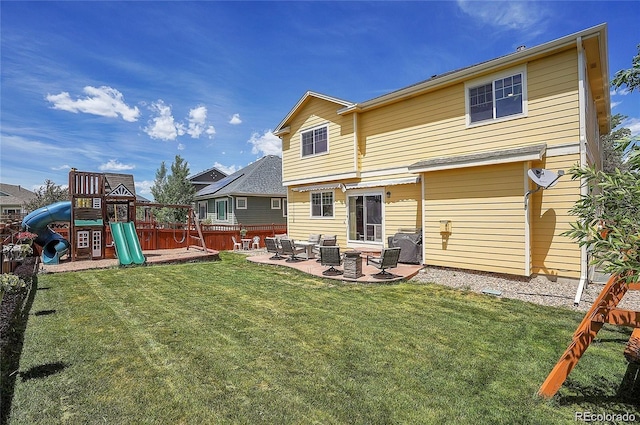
[54,222,287,253]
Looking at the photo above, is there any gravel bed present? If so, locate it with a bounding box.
[410,266,640,313]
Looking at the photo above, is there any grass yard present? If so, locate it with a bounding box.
[5,252,639,424]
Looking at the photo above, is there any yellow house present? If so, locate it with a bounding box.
[274,24,610,287]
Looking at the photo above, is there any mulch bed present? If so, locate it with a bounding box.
[1,256,38,424]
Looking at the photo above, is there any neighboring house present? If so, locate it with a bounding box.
[273,24,610,283]
[188,166,227,193]
[194,155,287,225]
[0,183,36,220]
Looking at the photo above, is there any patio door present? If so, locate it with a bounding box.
[347,193,383,243]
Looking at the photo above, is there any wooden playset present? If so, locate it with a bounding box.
[538,274,640,398]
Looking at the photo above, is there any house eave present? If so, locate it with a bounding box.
[343,24,607,114]
[408,144,547,173]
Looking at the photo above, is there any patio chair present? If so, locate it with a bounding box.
[280,238,306,262]
[320,246,343,275]
[366,247,401,279]
[308,234,322,245]
[231,236,242,251]
[264,237,285,260]
[313,235,337,260]
[252,235,261,249]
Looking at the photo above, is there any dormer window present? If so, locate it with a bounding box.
[301,126,328,157]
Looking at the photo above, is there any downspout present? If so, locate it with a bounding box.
[421,175,426,265]
[574,36,589,306]
[524,163,531,276]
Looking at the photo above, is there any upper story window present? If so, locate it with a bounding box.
[311,191,333,217]
[301,126,328,157]
[466,66,527,126]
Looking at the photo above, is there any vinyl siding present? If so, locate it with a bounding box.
[530,153,582,278]
[359,49,580,174]
[384,183,422,236]
[234,197,287,225]
[423,162,527,276]
[282,98,355,183]
[286,188,346,245]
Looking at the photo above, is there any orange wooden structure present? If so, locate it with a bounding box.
[538,274,640,398]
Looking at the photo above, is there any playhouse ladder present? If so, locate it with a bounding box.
[538,274,640,398]
[187,209,209,252]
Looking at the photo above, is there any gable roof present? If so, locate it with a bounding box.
[194,155,286,199]
[0,183,36,206]
[275,24,610,135]
[104,173,136,198]
[188,166,228,183]
[273,91,354,136]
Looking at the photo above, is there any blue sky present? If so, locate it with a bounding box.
[1,1,638,198]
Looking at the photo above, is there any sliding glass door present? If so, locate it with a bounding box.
[347,193,382,243]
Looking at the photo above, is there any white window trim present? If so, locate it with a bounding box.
[310,190,334,219]
[215,198,229,222]
[464,65,528,128]
[77,230,90,248]
[271,198,281,209]
[300,124,330,158]
[346,189,385,246]
[236,197,247,210]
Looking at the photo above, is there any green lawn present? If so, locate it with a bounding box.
[6,252,639,424]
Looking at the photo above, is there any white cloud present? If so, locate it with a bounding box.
[144,102,216,141]
[456,0,548,31]
[611,87,631,96]
[51,164,71,171]
[99,159,135,171]
[248,130,282,156]
[177,143,185,150]
[46,86,140,122]
[212,161,239,175]
[623,117,640,137]
[135,180,153,196]
[187,106,207,138]
[611,101,622,109]
[144,100,183,141]
[229,113,242,125]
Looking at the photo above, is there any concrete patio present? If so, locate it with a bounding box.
[246,251,423,283]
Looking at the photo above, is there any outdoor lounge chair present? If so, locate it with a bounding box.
[313,235,337,259]
[320,246,343,276]
[280,238,306,262]
[264,237,285,260]
[366,247,401,279]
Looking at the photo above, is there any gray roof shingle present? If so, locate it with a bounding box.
[194,155,285,199]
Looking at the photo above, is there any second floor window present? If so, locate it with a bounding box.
[301,126,328,157]
[468,71,524,125]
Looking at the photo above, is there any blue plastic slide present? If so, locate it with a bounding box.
[110,222,145,265]
[21,201,72,265]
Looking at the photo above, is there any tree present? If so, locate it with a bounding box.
[601,113,631,173]
[149,155,195,223]
[563,48,640,284]
[150,161,168,204]
[611,44,640,170]
[612,44,640,93]
[24,179,69,211]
